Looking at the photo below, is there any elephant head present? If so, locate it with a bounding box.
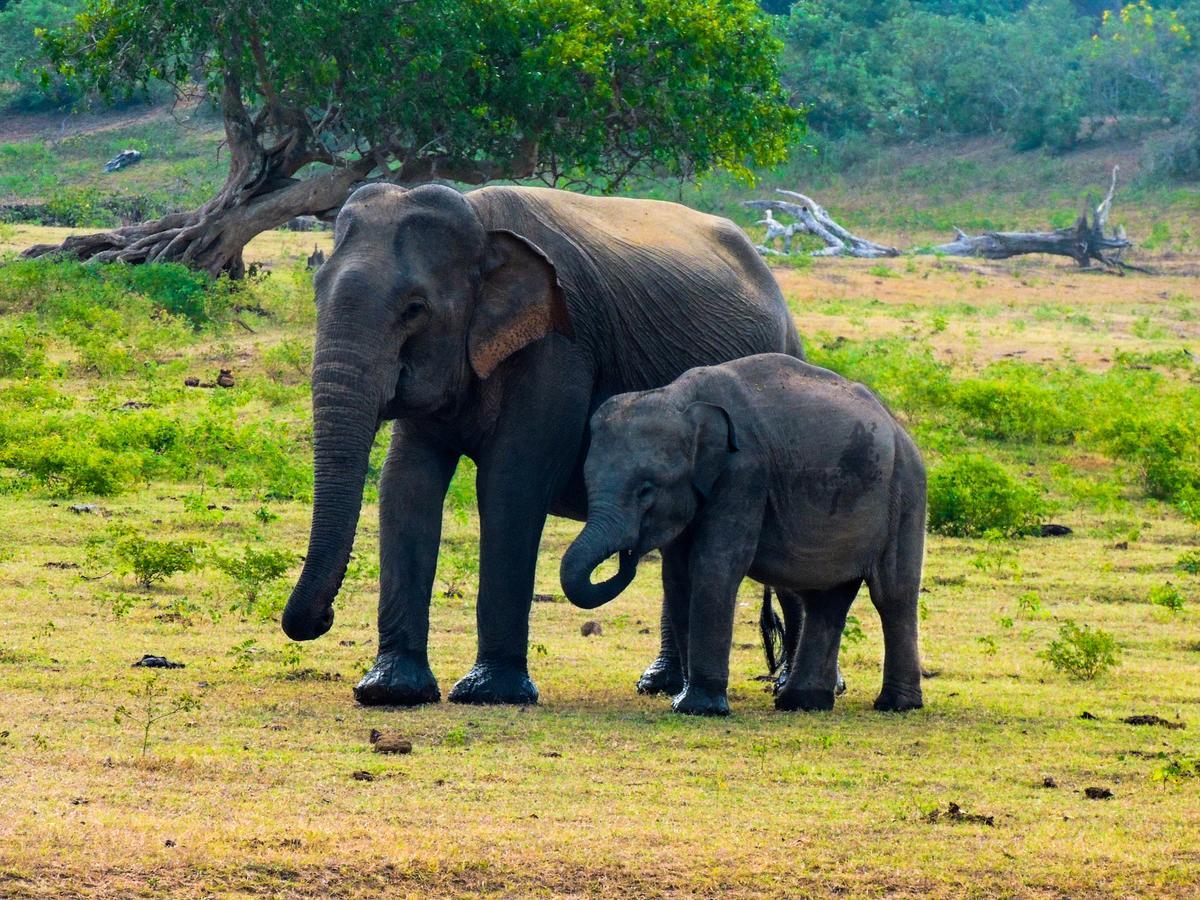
[560,394,739,609]
[282,183,573,641]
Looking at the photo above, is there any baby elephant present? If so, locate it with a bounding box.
[560,353,926,716]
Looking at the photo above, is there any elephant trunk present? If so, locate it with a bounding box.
[560,513,639,610]
[282,349,380,641]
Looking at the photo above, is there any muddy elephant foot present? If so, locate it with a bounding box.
[671,683,730,717]
[775,685,835,712]
[448,659,539,705]
[873,684,923,712]
[636,654,685,696]
[354,652,441,706]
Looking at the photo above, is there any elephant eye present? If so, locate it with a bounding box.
[636,481,655,502]
[400,297,429,327]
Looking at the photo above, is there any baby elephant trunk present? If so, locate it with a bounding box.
[560,519,639,610]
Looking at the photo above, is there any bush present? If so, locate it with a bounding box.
[1039,620,1121,681]
[953,373,1077,444]
[213,546,295,613]
[0,435,139,496]
[114,533,196,588]
[0,319,47,377]
[1149,583,1186,613]
[1176,550,1200,575]
[927,454,1047,537]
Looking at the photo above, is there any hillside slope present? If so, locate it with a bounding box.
[1,103,1197,255]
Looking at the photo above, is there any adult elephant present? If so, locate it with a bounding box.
[281,182,802,706]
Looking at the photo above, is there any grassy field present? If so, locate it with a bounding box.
[0,226,1198,897]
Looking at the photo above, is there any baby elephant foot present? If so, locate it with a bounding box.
[671,683,730,717]
[354,652,440,706]
[448,658,539,705]
[874,683,923,712]
[636,654,685,696]
[775,685,836,712]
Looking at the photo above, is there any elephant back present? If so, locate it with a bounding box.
[467,186,801,394]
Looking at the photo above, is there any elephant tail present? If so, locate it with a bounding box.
[760,585,785,674]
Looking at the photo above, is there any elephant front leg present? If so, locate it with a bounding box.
[672,511,761,718]
[640,537,692,697]
[637,548,689,695]
[355,425,458,707]
[446,468,554,705]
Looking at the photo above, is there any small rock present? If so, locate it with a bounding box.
[1079,711,1099,721]
[638,627,652,634]
[370,730,413,754]
[164,839,176,848]
[580,621,602,637]
[70,797,89,805]
[1084,786,1113,800]
[541,750,562,758]
[184,376,201,387]
[1112,541,1129,550]
[216,369,235,388]
[68,504,102,515]
[1041,776,1058,789]
[132,654,185,669]
[352,770,375,782]
[532,593,558,603]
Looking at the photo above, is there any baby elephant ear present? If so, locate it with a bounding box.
[469,230,574,379]
[686,402,739,499]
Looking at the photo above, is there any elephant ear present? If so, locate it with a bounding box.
[686,402,740,499]
[469,230,574,379]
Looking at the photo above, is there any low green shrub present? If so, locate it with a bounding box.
[1176,550,1200,575]
[114,532,197,588]
[952,371,1077,444]
[927,454,1047,537]
[1039,620,1120,681]
[0,435,139,496]
[0,319,46,377]
[213,546,296,613]
[1148,583,1186,613]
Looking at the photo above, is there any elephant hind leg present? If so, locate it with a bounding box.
[775,581,860,712]
[866,488,926,712]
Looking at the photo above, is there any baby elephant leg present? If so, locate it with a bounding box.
[771,592,848,698]
[867,500,926,712]
[775,581,861,712]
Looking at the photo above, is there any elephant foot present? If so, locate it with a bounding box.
[775,685,835,712]
[636,654,685,696]
[449,659,539,705]
[354,652,441,707]
[671,683,730,717]
[874,684,923,712]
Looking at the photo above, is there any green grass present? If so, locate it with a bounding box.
[0,243,1198,895]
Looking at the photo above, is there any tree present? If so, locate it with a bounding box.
[26,0,799,276]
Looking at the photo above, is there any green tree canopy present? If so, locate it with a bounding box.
[31,0,800,273]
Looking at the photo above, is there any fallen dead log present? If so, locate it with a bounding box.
[744,166,1142,271]
[928,166,1136,270]
[744,190,900,259]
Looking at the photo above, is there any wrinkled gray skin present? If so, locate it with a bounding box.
[280,182,802,706]
[561,353,926,716]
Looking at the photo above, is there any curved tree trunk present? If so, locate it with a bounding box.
[20,73,376,278]
[22,160,371,277]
